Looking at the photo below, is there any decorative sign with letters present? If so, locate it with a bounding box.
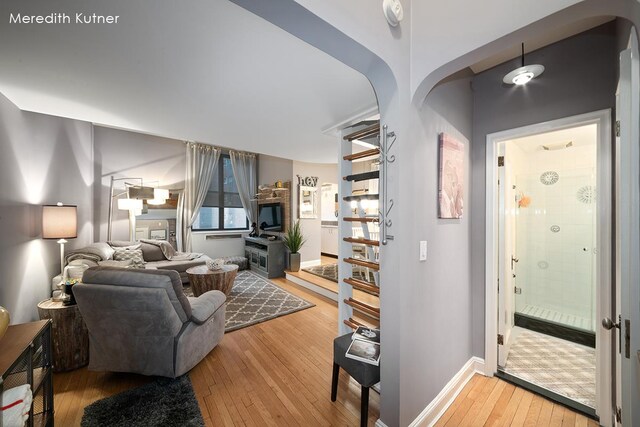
[297,176,319,219]
[297,175,319,187]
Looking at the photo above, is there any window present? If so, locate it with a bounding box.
[192,155,249,231]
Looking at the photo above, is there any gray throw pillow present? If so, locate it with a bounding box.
[140,242,166,262]
[112,248,145,269]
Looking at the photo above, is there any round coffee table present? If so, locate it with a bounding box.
[186,264,239,296]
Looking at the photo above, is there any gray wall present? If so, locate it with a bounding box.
[93,126,186,242]
[258,154,293,186]
[0,92,93,323]
[399,72,474,426]
[470,23,618,356]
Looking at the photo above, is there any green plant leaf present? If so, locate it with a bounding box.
[282,220,306,253]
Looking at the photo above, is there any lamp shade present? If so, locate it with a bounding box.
[147,188,169,205]
[42,204,77,239]
[117,198,143,211]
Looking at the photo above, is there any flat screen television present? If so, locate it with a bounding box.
[258,203,283,232]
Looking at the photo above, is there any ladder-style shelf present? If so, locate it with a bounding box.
[344,298,380,319]
[343,278,379,296]
[343,171,380,182]
[343,237,380,247]
[338,120,395,340]
[343,194,379,202]
[343,148,380,161]
[342,217,379,223]
[344,257,379,271]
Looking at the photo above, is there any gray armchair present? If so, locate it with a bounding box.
[74,267,225,378]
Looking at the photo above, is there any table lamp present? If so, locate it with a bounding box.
[42,203,77,287]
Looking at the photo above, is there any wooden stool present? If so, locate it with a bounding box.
[331,333,380,427]
[37,299,89,372]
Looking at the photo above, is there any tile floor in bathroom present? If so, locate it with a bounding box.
[503,327,596,408]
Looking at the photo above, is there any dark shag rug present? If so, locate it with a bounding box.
[81,376,203,427]
[302,263,376,283]
[183,270,314,332]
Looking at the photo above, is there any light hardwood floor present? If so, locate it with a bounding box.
[52,277,380,426]
[52,275,595,427]
[434,374,599,427]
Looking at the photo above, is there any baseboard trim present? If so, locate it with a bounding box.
[285,273,338,302]
[300,259,322,268]
[375,420,389,427]
[409,356,485,427]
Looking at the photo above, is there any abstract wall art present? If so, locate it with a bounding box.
[438,133,465,219]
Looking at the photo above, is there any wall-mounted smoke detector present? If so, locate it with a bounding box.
[541,141,573,151]
[383,0,403,27]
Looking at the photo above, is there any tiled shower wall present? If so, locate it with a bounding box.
[513,145,597,332]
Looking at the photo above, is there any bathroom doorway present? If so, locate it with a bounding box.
[485,110,612,418]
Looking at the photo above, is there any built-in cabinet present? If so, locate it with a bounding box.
[321,226,339,256]
[244,236,285,278]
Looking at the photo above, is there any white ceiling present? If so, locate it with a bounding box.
[508,123,597,153]
[0,0,376,163]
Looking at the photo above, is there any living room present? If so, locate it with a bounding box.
[2,1,640,427]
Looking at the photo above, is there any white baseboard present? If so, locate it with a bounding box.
[300,259,321,268]
[375,420,390,427]
[285,273,338,302]
[409,357,485,427]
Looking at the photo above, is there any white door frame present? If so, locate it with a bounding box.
[615,27,640,427]
[484,109,612,420]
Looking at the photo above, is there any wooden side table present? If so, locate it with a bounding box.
[37,299,89,372]
[186,264,238,296]
[0,320,54,427]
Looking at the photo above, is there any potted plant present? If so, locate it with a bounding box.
[283,220,306,272]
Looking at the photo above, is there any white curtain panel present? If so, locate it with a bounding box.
[176,142,220,252]
[229,150,257,226]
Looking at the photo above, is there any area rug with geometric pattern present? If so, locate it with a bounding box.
[504,328,596,407]
[302,263,376,283]
[302,263,339,282]
[183,270,314,333]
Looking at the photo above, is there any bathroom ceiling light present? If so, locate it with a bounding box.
[542,141,573,151]
[503,43,544,85]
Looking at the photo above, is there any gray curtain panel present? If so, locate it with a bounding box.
[177,143,220,252]
[229,150,257,226]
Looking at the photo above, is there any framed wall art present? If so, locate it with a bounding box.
[438,133,465,219]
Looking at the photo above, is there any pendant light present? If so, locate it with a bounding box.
[503,43,544,85]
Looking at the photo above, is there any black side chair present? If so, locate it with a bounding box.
[331,333,380,427]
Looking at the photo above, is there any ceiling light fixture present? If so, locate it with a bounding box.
[503,43,545,86]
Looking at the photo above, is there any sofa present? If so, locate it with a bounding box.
[74,267,226,377]
[65,240,249,284]
[65,240,209,283]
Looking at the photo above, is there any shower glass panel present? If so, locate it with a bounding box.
[514,167,596,332]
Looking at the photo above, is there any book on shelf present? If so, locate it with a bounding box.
[352,326,380,344]
[346,338,380,366]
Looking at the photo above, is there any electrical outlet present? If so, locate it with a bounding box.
[419,241,427,261]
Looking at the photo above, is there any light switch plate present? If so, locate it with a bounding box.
[419,241,427,261]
